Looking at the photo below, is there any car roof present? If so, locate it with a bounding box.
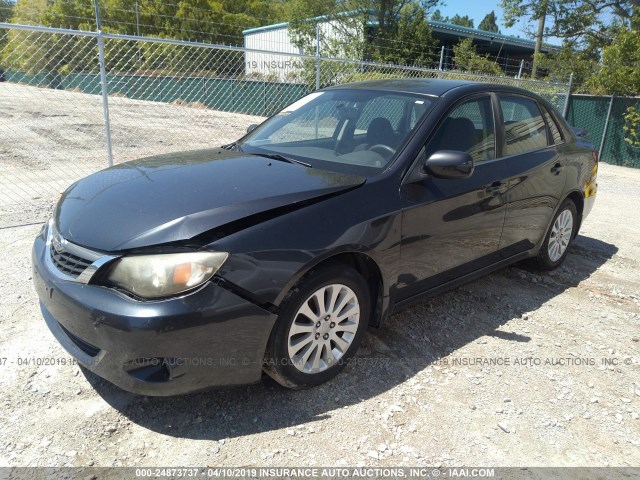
[325,78,527,98]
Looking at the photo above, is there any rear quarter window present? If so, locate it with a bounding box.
[542,106,564,145]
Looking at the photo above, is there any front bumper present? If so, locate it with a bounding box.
[32,230,277,396]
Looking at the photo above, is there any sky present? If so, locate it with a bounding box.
[436,0,546,41]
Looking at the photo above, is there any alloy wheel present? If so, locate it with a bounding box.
[548,208,574,262]
[287,283,360,374]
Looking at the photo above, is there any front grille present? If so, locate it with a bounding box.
[50,243,93,278]
[59,322,101,357]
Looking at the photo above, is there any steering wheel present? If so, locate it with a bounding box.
[368,144,396,157]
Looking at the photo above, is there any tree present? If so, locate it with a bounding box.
[623,106,640,148]
[0,0,13,22]
[375,2,439,66]
[42,0,96,30]
[501,0,636,49]
[448,14,474,28]
[587,27,640,96]
[501,0,549,77]
[285,0,368,60]
[2,0,58,75]
[429,10,474,28]
[502,0,637,79]
[286,0,440,67]
[452,37,503,75]
[478,10,500,33]
[5,0,47,24]
[531,0,548,78]
[0,0,15,52]
[1,0,283,76]
[430,9,445,22]
[534,41,598,88]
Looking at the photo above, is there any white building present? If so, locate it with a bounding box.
[243,13,559,81]
[243,22,304,82]
[243,14,368,82]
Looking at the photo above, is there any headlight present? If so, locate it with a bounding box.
[106,252,228,299]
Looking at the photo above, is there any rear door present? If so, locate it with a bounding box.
[397,94,509,301]
[496,94,567,255]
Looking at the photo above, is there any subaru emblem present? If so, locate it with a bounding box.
[52,233,64,253]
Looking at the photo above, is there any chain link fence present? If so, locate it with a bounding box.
[565,94,640,168]
[0,22,570,228]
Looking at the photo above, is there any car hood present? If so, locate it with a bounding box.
[55,149,365,251]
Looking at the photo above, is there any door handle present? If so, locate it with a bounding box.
[551,162,563,175]
[485,181,504,196]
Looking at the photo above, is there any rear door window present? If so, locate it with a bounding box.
[499,96,548,156]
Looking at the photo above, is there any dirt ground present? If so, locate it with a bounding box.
[0,160,638,470]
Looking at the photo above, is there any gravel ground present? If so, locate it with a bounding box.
[0,162,639,469]
[1,82,639,471]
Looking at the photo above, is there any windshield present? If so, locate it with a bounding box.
[239,89,437,175]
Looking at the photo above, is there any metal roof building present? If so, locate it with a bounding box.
[243,15,560,79]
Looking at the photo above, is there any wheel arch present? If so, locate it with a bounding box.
[565,190,585,238]
[532,189,584,259]
[275,249,387,328]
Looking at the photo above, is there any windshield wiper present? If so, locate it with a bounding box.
[221,141,239,151]
[252,153,312,168]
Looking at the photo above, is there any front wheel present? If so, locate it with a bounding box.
[534,199,578,270]
[263,265,370,389]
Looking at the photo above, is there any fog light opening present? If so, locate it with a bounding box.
[125,357,174,383]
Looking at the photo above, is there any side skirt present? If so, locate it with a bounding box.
[391,251,532,314]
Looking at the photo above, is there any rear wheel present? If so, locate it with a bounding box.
[534,199,577,270]
[264,265,370,389]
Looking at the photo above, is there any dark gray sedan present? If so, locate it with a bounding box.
[32,79,598,395]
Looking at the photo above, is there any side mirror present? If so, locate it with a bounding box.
[246,124,258,134]
[424,150,474,179]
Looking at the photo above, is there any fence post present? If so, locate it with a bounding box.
[438,46,444,78]
[315,23,321,91]
[93,0,114,167]
[517,60,524,79]
[599,94,615,162]
[562,73,573,119]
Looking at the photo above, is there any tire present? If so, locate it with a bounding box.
[533,199,578,271]
[263,264,371,389]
